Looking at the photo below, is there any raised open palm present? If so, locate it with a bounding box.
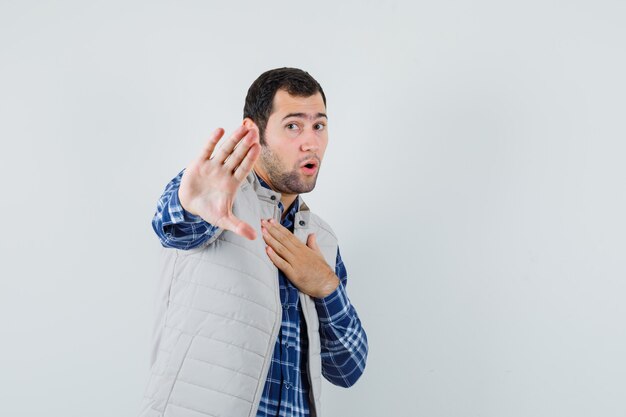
[178,125,261,240]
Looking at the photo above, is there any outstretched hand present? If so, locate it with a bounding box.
[178,124,261,240]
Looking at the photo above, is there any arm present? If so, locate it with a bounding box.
[151,169,219,250]
[314,247,369,387]
[259,223,369,386]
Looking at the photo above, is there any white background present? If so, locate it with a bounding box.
[1,1,625,416]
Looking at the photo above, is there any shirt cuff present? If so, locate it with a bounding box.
[166,187,205,225]
[314,282,353,326]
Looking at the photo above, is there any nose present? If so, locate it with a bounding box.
[300,130,320,153]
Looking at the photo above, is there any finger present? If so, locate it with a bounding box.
[266,245,293,275]
[223,130,257,171]
[214,125,249,165]
[233,143,261,182]
[306,233,322,254]
[198,128,225,162]
[266,219,301,250]
[218,213,257,241]
[261,224,293,260]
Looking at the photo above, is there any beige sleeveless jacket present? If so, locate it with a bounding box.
[139,172,338,417]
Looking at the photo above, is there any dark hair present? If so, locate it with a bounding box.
[243,67,326,144]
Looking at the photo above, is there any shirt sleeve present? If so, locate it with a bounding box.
[151,169,219,250]
[314,247,369,387]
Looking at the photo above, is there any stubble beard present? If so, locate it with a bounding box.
[259,146,319,195]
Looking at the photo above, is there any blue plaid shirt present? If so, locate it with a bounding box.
[152,170,368,417]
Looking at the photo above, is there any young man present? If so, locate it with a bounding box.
[140,68,368,417]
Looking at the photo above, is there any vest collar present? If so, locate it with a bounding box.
[248,171,311,215]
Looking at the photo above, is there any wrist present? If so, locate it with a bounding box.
[315,270,340,299]
[177,188,199,217]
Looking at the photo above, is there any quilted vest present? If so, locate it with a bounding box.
[139,172,338,417]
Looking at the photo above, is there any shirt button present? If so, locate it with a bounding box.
[282,304,289,309]
[270,195,277,201]
[285,382,292,389]
[299,220,305,226]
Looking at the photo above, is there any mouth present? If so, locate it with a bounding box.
[300,158,319,175]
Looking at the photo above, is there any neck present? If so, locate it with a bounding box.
[280,194,298,215]
[253,169,299,216]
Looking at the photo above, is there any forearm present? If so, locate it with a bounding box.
[315,283,369,387]
[314,248,368,387]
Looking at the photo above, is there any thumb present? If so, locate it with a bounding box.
[219,213,257,241]
[306,233,321,253]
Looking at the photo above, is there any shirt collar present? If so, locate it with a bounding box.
[255,171,272,191]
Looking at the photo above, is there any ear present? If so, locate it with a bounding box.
[243,118,263,146]
[243,117,257,131]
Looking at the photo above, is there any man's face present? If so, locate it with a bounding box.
[254,89,328,195]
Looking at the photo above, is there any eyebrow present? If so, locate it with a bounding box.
[281,112,328,121]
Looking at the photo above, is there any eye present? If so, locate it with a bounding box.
[314,123,326,131]
[286,123,299,130]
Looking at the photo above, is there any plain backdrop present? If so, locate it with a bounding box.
[1,1,625,416]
